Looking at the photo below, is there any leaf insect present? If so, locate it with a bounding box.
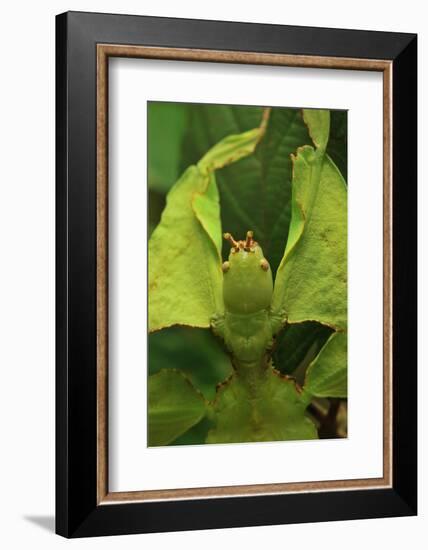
[211,230,286,391]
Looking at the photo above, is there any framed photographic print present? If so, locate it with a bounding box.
[56,11,417,538]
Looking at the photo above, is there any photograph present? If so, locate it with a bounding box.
[148,101,348,446]
[50,8,418,539]
[0,0,421,546]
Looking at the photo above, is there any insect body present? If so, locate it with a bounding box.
[211,231,280,391]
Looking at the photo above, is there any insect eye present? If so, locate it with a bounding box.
[260,259,269,271]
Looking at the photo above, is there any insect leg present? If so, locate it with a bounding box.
[210,312,226,340]
[270,308,287,336]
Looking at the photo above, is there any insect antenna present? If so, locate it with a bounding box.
[223,232,240,252]
[245,230,254,250]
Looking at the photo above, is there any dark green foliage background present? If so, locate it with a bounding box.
[148,101,347,444]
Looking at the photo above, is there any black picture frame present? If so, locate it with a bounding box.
[56,11,417,538]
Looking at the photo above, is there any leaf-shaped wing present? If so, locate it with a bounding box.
[303,331,347,398]
[272,110,347,332]
[148,369,207,446]
[207,370,317,443]
[149,126,266,332]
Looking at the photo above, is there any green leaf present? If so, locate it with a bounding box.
[170,417,214,446]
[207,369,318,443]
[180,105,311,274]
[272,147,347,331]
[180,104,264,170]
[148,327,233,401]
[148,102,188,193]
[255,108,312,274]
[148,369,207,446]
[327,110,348,180]
[198,127,265,174]
[273,321,334,376]
[302,109,330,151]
[148,189,166,237]
[149,126,265,332]
[303,331,347,398]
